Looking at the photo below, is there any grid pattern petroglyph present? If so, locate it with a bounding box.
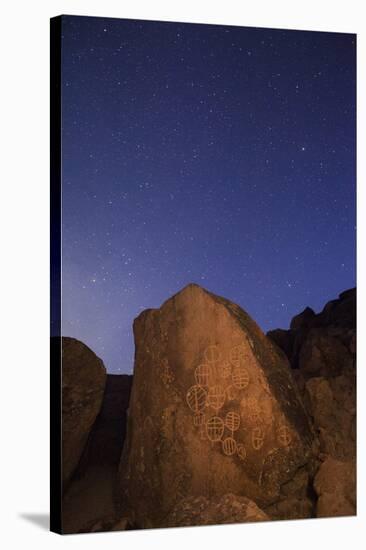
[185,342,294,461]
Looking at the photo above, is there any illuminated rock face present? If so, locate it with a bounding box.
[118,284,316,528]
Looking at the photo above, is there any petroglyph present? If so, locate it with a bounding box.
[277,425,292,446]
[195,363,214,386]
[186,343,293,460]
[221,361,232,378]
[222,437,237,456]
[204,345,221,363]
[237,443,247,460]
[252,427,265,450]
[232,365,250,389]
[229,343,248,366]
[206,416,225,442]
[207,385,226,411]
[225,411,240,433]
[193,412,205,426]
[160,358,174,386]
[186,385,207,413]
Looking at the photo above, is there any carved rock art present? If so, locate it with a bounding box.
[222,437,237,456]
[232,365,250,389]
[207,385,226,411]
[195,363,214,386]
[252,427,265,450]
[237,443,247,460]
[229,343,249,365]
[225,411,240,433]
[204,345,221,363]
[186,385,207,413]
[277,425,292,447]
[193,412,206,426]
[221,361,232,378]
[206,416,225,442]
[119,284,315,528]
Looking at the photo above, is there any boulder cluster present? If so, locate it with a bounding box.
[59,285,356,533]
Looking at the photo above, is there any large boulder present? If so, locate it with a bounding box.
[61,337,107,488]
[166,494,269,527]
[118,284,316,528]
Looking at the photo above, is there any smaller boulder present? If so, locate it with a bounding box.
[61,337,107,488]
[166,494,269,527]
[305,375,355,459]
[314,457,356,518]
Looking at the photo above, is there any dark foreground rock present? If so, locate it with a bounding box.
[78,374,133,469]
[166,494,269,528]
[267,288,356,518]
[61,337,107,489]
[314,457,356,517]
[62,373,133,534]
[118,284,316,528]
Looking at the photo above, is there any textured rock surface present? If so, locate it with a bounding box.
[166,494,269,527]
[78,374,133,469]
[267,288,356,517]
[267,288,356,371]
[62,374,132,534]
[304,373,356,460]
[118,284,316,528]
[314,457,356,517]
[61,337,107,489]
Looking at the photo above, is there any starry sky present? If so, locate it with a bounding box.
[60,15,356,374]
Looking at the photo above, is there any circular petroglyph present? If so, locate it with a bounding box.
[225,411,240,432]
[194,363,214,386]
[206,416,225,442]
[230,343,248,366]
[207,385,226,411]
[222,437,237,456]
[252,427,265,450]
[237,443,247,460]
[232,365,250,389]
[204,345,221,363]
[186,385,207,413]
[193,412,205,426]
[246,396,262,423]
[221,361,232,378]
[277,425,292,446]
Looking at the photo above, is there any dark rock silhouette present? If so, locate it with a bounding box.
[78,374,133,469]
[267,288,356,517]
[62,373,132,534]
[118,284,316,528]
[314,457,356,517]
[268,288,356,370]
[60,337,107,489]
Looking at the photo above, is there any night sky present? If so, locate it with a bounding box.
[61,16,356,374]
